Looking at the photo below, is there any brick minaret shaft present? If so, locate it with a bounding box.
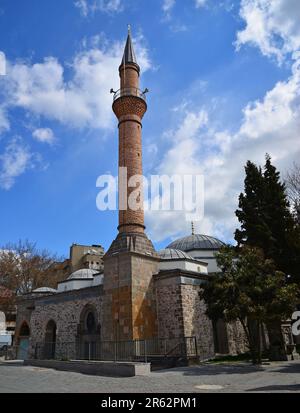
[103,28,159,342]
[112,28,147,235]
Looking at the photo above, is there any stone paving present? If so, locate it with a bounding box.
[0,360,300,393]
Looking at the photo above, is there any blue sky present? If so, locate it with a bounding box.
[0,0,299,258]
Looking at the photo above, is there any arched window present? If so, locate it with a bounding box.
[79,304,99,335]
[45,320,57,343]
[17,322,30,360]
[86,312,96,334]
[77,305,100,360]
[19,322,30,337]
[44,320,57,360]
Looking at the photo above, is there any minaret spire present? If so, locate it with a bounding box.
[121,24,138,68]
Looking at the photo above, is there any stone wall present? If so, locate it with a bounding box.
[103,244,159,341]
[155,284,184,339]
[15,266,253,363]
[131,254,159,340]
[180,284,215,360]
[16,286,103,359]
[226,321,249,355]
[155,270,215,360]
[15,297,35,338]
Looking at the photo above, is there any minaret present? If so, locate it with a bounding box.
[112,25,147,235]
[103,28,159,342]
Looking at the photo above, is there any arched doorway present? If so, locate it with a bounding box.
[77,305,100,360]
[17,322,30,360]
[44,320,57,359]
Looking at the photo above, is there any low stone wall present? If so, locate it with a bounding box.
[24,359,151,377]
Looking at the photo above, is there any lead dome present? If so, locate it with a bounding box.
[167,234,225,252]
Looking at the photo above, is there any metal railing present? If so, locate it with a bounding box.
[0,342,9,358]
[31,337,203,363]
[1,344,31,361]
[112,88,146,103]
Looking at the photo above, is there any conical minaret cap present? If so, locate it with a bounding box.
[121,25,139,68]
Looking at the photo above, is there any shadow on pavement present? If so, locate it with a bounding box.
[154,363,265,376]
[247,384,300,392]
[272,363,300,374]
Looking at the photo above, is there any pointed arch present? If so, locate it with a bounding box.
[77,304,100,360]
[44,319,57,359]
[17,321,30,360]
[19,321,30,337]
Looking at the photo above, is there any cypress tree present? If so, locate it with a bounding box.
[263,155,294,272]
[235,155,300,283]
[235,160,270,249]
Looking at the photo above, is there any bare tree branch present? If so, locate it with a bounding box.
[285,162,300,223]
[0,240,69,296]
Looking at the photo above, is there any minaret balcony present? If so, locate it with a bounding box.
[112,88,147,103]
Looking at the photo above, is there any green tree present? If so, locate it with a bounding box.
[235,160,270,248]
[201,246,298,364]
[235,155,300,283]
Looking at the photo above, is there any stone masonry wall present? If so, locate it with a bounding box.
[131,254,158,340]
[156,284,185,339]
[155,274,215,360]
[180,284,215,360]
[27,287,103,358]
[15,298,35,339]
[103,249,159,341]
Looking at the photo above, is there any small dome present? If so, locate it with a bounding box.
[158,249,194,261]
[167,234,225,252]
[67,268,99,280]
[32,287,57,294]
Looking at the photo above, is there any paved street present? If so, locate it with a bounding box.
[0,360,300,393]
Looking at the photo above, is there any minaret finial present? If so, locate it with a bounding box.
[128,24,131,35]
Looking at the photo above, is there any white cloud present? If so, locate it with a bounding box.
[195,0,207,8]
[240,61,300,138]
[162,0,176,20]
[0,51,6,76]
[32,128,55,144]
[0,138,34,190]
[145,109,211,241]
[0,106,9,134]
[3,36,151,131]
[75,0,89,16]
[146,56,300,244]
[0,34,151,189]
[147,0,300,243]
[162,0,206,21]
[74,0,123,17]
[236,0,300,64]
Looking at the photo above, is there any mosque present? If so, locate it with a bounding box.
[15,29,249,363]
